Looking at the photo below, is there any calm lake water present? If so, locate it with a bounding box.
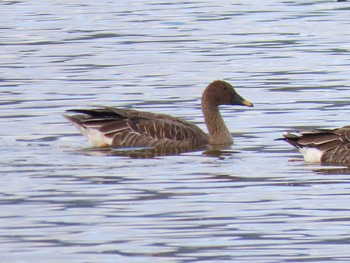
[1,0,350,262]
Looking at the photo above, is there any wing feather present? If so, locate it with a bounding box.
[65,107,209,148]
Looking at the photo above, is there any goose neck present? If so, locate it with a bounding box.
[202,104,233,145]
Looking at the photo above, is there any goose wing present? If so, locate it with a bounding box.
[322,126,350,164]
[65,107,209,148]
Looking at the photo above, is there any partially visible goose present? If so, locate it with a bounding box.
[64,80,253,149]
[281,127,350,165]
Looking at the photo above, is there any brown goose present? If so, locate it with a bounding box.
[64,80,253,149]
[281,127,350,165]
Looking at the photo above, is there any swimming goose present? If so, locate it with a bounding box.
[64,80,253,149]
[281,127,350,165]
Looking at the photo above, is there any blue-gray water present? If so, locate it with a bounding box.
[1,1,350,262]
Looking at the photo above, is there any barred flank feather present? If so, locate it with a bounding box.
[65,107,209,148]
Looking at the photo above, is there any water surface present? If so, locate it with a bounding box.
[1,0,350,262]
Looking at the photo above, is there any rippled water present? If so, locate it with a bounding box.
[1,0,350,262]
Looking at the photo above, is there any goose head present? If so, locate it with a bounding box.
[202,80,253,108]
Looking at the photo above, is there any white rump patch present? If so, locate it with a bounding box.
[79,127,112,147]
[299,147,323,163]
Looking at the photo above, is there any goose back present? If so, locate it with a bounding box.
[65,107,209,148]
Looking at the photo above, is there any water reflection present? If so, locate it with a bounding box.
[75,143,238,159]
[313,166,350,175]
[77,146,204,158]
